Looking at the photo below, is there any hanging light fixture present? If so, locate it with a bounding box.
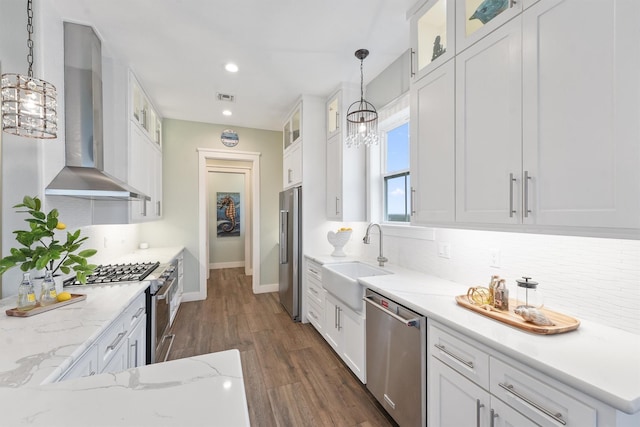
[1,0,58,139]
[345,49,378,148]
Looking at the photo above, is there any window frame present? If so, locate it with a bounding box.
[379,108,410,224]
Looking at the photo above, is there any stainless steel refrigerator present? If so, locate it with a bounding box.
[279,186,301,321]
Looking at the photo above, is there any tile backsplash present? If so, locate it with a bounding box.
[362,227,640,335]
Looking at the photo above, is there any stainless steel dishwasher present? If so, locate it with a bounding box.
[365,289,426,427]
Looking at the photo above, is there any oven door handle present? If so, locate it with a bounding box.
[156,277,177,301]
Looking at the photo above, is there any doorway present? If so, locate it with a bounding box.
[207,165,252,276]
[197,149,262,299]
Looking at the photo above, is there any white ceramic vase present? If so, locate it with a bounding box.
[327,230,352,257]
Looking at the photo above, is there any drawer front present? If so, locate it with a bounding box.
[491,358,596,427]
[123,292,146,331]
[307,298,324,332]
[307,276,325,306]
[97,316,127,370]
[429,322,490,389]
[60,345,99,381]
[306,260,322,282]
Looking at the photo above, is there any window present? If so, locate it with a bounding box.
[383,121,410,222]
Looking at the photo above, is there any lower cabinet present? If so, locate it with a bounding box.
[58,291,147,381]
[429,321,598,427]
[323,293,366,383]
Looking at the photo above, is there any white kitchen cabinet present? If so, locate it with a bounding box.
[127,312,146,369]
[283,103,301,151]
[129,123,163,222]
[324,293,366,383]
[455,0,640,233]
[409,0,455,82]
[521,0,640,229]
[410,58,456,224]
[283,141,302,189]
[455,17,522,225]
[305,259,325,333]
[59,345,99,381]
[456,0,523,54]
[131,74,162,149]
[325,84,366,221]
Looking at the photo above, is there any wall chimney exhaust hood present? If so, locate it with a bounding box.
[46,22,149,201]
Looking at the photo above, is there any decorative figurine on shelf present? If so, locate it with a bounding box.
[469,0,509,24]
[432,35,446,61]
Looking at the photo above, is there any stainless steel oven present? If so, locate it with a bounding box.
[148,260,178,363]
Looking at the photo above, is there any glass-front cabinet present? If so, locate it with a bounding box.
[456,0,523,53]
[283,103,302,150]
[326,95,339,137]
[410,0,455,81]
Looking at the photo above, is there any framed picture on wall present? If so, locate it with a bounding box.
[216,192,241,237]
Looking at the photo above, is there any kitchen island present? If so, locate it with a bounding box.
[307,254,640,425]
[0,246,250,426]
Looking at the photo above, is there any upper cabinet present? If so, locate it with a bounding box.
[129,72,163,222]
[325,85,366,222]
[410,0,455,81]
[409,0,640,238]
[456,0,523,53]
[283,104,301,151]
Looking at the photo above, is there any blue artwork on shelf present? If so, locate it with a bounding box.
[469,0,508,24]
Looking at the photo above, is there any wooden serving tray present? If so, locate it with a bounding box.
[5,294,86,317]
[455,295,580,335]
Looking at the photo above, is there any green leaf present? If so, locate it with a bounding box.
[76,272,87,284]
[60,266,70,274]
[31,211,46,220]
[78,249,97,258]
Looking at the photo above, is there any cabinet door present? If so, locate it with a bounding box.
[326,134,342,219]
[410,59,455,224]
[339,304,365,383]
[456,0,523,54]
[127,314,146,369]
[59,345,99,381]
[102,342,128,374]
[326,92,340,138]
[130,124,153,221]
[455,18,522,224]
[283,142,302,189]
[490,397,539,427]
[410,0,455,81]
[430,358,490,427]
[323,295,340,352]
[522,0,640,229]
[152,146,163,218]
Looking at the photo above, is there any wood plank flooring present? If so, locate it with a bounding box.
[167,268,396,427]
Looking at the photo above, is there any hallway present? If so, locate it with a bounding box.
[167,268,395,426]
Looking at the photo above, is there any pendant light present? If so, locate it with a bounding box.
[345,49,378,148]
[1,0,58,139]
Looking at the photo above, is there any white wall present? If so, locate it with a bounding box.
[359,226,640,335]
[208,171,245,268]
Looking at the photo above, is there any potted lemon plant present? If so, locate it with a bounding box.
[0,196,97,296]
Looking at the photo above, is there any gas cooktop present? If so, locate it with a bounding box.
[64,261,160,286]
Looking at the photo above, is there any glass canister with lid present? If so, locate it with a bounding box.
[516,276,543,309]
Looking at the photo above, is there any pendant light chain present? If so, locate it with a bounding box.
[26,0,34,78]
[359,56,364,102]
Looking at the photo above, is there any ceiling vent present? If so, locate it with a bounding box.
[216,92,235,102]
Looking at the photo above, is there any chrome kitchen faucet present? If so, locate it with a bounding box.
[363,223,388,267]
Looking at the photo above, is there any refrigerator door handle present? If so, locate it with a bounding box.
[279,210,288,264]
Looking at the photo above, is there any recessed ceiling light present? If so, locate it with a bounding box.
[222,110,232,116]
[225,63,238,73]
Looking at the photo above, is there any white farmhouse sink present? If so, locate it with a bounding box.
[322,262,393,311]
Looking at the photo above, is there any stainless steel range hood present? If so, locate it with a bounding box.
[46,22,149,201]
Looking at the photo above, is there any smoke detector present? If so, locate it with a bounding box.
[216,92,235,102]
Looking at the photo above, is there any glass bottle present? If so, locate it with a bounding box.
[516,276,543,308]
[39,270,58,306]
[17,272,37,311]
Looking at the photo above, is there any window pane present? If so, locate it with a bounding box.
[385,173,410,222]
[385,122,410,173]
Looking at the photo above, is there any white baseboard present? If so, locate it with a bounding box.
[181,290,205,303]
[255,282,278,294]
[209,261,245,269]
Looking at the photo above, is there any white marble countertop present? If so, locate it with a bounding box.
[306,254,640,415]
[0,246,250,426]
[0,350,250,426]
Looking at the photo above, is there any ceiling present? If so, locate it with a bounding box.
[49,0,417,132]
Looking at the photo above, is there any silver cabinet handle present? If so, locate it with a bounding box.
[411,187,416,215]
[509,173,517,217]
[141,199,147,217]
[490,409,497,427]
[161,334,175,363]
[308,268,319,275]
[309,287,319,295]
[308,310,318,320]
[337,306,342,331]
[130,340,138,367]
[334,305,338,329]
[476,399,484,427]
[384,393,396,409]
[335,111,339,130]
[287,168,293,183]
[410,49,416,78]
[498,382,566,425]
[335,197,340,215]
[279,210,288,264]
[524,170,532,218]
[434,343,474,369]
[156,200,161,216]
[107,331,127,351]
[132,307,145,320]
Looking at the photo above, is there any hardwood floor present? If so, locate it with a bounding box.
[167,268,396,427]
